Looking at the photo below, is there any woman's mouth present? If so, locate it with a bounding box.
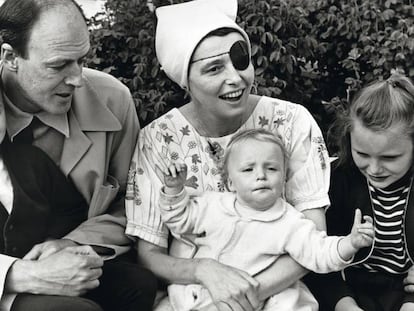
[219,89,244,101]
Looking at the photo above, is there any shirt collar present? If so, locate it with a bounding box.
[4,92,69,142]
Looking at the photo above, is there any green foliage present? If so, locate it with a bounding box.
[87,0,414,134]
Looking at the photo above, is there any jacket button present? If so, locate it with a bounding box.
[8,224,14,231]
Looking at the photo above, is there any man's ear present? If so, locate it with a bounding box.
[1,43,18,72]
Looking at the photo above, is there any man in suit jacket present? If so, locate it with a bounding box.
[0,0,156,310]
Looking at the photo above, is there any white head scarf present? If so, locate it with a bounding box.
[155,0,251,90]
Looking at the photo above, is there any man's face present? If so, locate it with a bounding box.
[11,6,90,114]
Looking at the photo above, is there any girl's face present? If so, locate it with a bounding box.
[350,119,413,188]
[188,32,254,120]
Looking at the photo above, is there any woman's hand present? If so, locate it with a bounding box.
[195,258,261,311]
[334,296,364,311]
[404,266,414,293]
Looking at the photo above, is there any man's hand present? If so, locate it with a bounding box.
[6,245,103,296]
[23,239,78,260]
[195,258,261,311]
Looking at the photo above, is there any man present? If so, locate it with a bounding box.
[0,0,156,310]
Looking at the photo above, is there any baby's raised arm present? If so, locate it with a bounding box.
[338,209,374,261]
[162,162,188,195]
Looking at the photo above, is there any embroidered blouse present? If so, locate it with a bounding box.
[125,96,330,249]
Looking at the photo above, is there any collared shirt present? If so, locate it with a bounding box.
[4,93,69,165]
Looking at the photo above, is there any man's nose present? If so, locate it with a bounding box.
[65,62,84,88]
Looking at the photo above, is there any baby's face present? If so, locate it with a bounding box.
[227,139,285,211]
[0,104,5,144]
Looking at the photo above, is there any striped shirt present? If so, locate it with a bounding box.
[359,174,413,274]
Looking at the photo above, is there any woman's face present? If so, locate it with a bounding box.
[350,119,413,188]
[188,32,254,119]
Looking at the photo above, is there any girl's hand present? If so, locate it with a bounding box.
[195,258,261,311]
[400,302,414,311]
[163,162,187,194]
[404,266,414,293]
[350,209,374,249]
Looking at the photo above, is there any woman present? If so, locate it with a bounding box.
[126,0,330,310]
[305,74,414,311]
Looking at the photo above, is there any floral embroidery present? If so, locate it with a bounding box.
[258,116,269,127]
[137,168,144,175]
[191,154,201,164]
[188,141,197,149]
[159,122,168,130]
[185,176,199,189]
[312,136,327,170]
[273,117,285,128]
[191,165,199,173]
[180,125,190,136]
[163,133,174,144]
[126,164,136,201]
[170,152,179,161]
[217,181,226,192]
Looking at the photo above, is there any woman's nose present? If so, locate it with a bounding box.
[224,64,243,85]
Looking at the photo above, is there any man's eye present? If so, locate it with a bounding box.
[50,64,66,70]
[242,168,253,172]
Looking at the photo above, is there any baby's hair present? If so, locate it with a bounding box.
[329,73,414,167]
[222,128,287,182]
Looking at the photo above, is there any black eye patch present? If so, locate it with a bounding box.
[229,40,250,71]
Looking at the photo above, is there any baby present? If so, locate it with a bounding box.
[160,128,374,311]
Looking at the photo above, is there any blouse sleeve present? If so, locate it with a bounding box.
[125,127,170,248]
[283,104,330,212]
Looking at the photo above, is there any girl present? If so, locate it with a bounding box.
[306,74,414,311]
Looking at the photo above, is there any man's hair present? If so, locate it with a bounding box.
[222,128,287,182]
[0,0,86,58]
[329,73,414,167]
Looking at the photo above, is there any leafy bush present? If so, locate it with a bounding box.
[87,0,414,143]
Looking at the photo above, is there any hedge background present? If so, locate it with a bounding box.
[86,0,414,150]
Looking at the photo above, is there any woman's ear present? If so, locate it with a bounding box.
[1,43,18,72]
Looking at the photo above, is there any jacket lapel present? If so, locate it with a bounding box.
[60,69,122,176]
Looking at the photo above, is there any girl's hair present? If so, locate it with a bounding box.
[329,73,414,167]
[222,128,287,182]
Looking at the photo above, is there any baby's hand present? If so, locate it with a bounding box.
[163,162,188,192]
[350,209,374,249]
